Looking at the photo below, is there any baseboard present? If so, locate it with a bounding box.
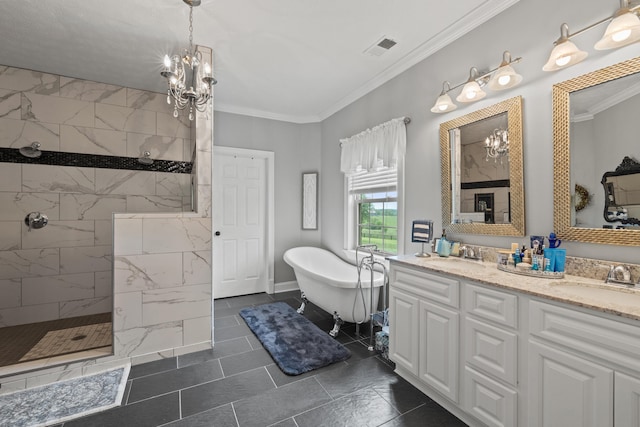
[274,281,299,293]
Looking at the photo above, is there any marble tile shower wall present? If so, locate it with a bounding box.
[0,65,192,327]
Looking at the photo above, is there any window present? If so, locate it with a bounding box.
[356,191,397,254]
[339,117,407,256]
[348,168,401,255]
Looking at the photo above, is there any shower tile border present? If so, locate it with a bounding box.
[0,147,192,174]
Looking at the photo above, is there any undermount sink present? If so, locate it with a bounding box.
[424,256,487,271]
[550,280,640,307]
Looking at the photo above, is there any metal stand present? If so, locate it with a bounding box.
[414,242,431,257]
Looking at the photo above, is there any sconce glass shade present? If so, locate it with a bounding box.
[594,11,640,50]
[456,80,486,103]
[488,64,523,90]
[430,93,457,113]
[542,39,588,71]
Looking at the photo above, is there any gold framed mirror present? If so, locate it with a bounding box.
[440,96,525,236]
[553,56,640,246]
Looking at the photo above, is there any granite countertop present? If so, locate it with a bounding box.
[389,255,640,322]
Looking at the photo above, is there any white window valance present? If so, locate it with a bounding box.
[340,117,407,175]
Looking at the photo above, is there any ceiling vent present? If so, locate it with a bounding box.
[363,36,397,56]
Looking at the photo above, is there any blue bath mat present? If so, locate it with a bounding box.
[239,302,351,375]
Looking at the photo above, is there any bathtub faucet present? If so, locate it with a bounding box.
[356,244,378,254]
[355,244,378,265]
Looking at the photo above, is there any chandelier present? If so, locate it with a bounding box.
[484,129,509,162]
[161,0,217,121]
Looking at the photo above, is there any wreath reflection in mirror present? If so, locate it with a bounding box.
[574,183,591,211]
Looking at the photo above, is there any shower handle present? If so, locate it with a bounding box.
[24,212,48,231]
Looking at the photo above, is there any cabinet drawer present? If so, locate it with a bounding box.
[391,265,459,308]
[465,283,517,329]
[464,317,517,386]
[530,300,640,372]
[463,366,517,427]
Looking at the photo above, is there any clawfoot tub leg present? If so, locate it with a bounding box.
[329,311,344,338]
[297,292,308,314]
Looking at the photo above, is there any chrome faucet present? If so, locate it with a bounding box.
[605,264,635,287]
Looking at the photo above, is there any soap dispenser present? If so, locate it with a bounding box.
[437,230,451,257]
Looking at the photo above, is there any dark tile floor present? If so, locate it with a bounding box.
[64,291,467,427]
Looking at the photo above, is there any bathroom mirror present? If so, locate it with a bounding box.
[440,96,525,236]
[553,56,640,245]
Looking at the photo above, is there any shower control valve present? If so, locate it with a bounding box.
[25,212,48,231]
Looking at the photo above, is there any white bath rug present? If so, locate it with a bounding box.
[19,322,112,362]
[0,364,130,427]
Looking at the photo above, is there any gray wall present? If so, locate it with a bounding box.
[319,0,640,264]
[213,111,322,283]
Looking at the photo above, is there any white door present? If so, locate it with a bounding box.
[213,149,268,298]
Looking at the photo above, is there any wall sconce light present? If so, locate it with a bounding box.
[456,68,487,103]
[430,51,522,114]
[543,0,640,72]
[430,82,457,113]
[488,51,524,90]
[484,128,509,162]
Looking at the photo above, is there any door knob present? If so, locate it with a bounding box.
[215,231,221,236]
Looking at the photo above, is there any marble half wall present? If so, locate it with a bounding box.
[111,45,213,360]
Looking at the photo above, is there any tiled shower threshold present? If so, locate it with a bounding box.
[0,347,113,379]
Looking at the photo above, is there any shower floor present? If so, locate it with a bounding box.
[0,313,112,367]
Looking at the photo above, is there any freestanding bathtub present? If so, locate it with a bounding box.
[283,246,384,336]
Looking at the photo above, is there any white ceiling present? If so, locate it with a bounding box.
[0,0,519,123]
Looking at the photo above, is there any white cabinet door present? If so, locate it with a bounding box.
[389,288,419,375]
[463,366,517,427]
[529,340,613,427]
[419,299,459,403]
[615,371,640,427]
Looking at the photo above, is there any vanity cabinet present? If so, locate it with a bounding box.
[389,264,460,403]
[389,259,640,427]
[528,300,640,427]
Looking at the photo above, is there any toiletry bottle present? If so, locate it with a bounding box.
[437,230,451,257]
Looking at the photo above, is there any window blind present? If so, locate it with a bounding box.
[348,168,397,194]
